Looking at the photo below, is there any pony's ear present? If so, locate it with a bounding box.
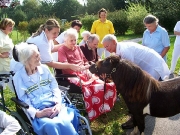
[13,46,19,62]
[110,55,120,64]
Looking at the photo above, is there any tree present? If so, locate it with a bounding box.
[86,0,114,15]
[13,9,27,25]
[53,0,82,21]
[150,0,180,31]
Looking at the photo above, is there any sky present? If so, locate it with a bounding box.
[77,0,84,5]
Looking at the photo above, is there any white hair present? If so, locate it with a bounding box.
[88,34,99,42]
[81,30,91,38]
[101,34,117,44]
[15,42,38,65]
[64,28,78,41]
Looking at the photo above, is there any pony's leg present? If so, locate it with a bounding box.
[134,114,145,135]
[130,126,139,135]
[130,116,139,135]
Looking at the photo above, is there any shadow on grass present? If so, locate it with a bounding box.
[91,95,129,135]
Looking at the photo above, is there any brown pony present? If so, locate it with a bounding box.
[89,55,180,135]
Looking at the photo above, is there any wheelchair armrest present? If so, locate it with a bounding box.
[55,74,78,78]
[11,97,29,109]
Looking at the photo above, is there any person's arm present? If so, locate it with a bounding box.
[161,30,170,57]
[0,52,9,58]
[174,31,180,35]
[160,46,170,58]
[46,61,81,71]
[90,21,96,34]
[0,111,21,135]
[109,21,115,34]
[51,44,63,52]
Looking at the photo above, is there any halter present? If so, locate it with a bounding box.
[94,65,117,79]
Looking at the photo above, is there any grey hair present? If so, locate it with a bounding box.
[101,34,117,44]
[81,31,91,38]
[64,28,78,41]
[88,34,99,43]
[16,42,38,65]
[143,14,159,24]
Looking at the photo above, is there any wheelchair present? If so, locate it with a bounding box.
[0,72,27,135]
[0,71,92,135]
[55,68,87,117]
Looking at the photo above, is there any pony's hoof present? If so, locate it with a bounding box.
[130,126,139,135]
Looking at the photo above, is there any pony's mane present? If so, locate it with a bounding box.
[112,59,160,102]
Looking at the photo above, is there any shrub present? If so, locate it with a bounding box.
[126,3,148,34]
[81,14,97,31]
[17,21,29,41]
[28,17,61,35]
[108,10,129,35]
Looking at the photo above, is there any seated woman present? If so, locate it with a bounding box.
[58,28,116,121]
[13,43,79,135]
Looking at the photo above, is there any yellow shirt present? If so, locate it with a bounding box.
[0,30,14,71]
[91,19,115,48]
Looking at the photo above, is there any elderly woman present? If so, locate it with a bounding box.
[13,43,79,135]
[0,18,15,72]
[58,28,116,121]
[79,30,91,46]
[142,14,170,62]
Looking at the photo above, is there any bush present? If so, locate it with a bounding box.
[150,0,180,32]
[126,3,148,34]
[28,17,61,35]
[108,10,129,35]
[81,14,97,31]
[17,21,29,41]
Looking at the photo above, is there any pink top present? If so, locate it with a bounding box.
[58,45,89,74]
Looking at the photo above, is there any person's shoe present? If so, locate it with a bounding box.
[169,73,174,79]
[121,115,134,130]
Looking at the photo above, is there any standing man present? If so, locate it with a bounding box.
[102,34,170,129]
[91,8,115,59]
[142,14,170,62]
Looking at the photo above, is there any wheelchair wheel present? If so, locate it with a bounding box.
[10,111,31,135]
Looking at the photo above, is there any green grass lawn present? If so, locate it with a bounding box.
[2,31,179,135]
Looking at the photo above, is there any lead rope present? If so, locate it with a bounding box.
[101,75,110,124]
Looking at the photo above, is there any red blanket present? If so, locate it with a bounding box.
[68,71,117,121]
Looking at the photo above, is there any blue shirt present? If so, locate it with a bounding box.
[142,25,170,60]
[13,64,61,119]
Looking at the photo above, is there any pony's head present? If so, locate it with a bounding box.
[89,55,120,77]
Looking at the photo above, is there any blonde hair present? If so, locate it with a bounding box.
[32,18,60,37]
[0,18,15,30]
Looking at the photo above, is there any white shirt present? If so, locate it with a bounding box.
[116,42,170,80]
[174,21,180,46]
[26,31,54,64]
[55,31,66,44]
[0,110,21,135]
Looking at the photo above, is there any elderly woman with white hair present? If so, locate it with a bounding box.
[79,30,91,46]
[13,43,79,135]
[58,28,116,121]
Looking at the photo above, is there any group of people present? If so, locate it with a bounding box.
[0,6,179,134]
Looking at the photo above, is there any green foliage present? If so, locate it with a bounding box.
[13,9,27,26]
[126,3,148,34]
[150,0,180,32]
[86,0,114,14]
[53,0,82,21]
[108,10,129,35]
[17,21,29,41]
[81,14,97,31]
[27,17,61,35]
[60,21,71,34]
